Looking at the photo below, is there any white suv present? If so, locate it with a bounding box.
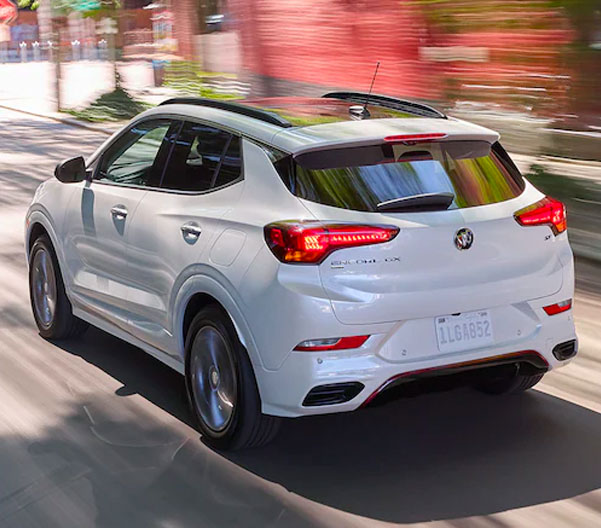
[26,94,578,450]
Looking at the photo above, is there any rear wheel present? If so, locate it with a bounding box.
[29,235,88,340]
[474,372,544,395]
[185,305,281,450]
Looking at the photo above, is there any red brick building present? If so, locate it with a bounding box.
[227,0,573,113]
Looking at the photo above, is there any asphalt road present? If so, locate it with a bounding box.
[1,107,601,528]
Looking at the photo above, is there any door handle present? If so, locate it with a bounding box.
[110,205,128,220]
[181,223,202,239]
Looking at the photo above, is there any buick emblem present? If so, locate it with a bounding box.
[454,228,474,251]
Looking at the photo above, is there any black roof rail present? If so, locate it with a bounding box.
[158,97,293,128]
[322,92,447,119]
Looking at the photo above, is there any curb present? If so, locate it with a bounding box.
[0,103,117,136]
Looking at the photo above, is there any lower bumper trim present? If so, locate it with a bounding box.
[361,350,549,408]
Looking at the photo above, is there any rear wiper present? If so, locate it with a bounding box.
[376,192,454,213]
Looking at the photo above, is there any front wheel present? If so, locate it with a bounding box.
[29,235,88,340]
[185,305,281,450]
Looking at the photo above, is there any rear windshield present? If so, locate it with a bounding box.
[278,141,525,212]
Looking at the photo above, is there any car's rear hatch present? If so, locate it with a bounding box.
[285,135,565,326]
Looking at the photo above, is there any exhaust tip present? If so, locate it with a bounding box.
[303,382,364,407]
[552,340,578,361]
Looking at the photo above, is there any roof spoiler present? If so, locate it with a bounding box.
[322,92,447,119]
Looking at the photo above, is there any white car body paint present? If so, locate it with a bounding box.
[26,101,577,418]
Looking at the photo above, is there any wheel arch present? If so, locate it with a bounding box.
[174,275,264,375]
[26,210,77,299]
[26,210,63,265]
[27,222,50,254]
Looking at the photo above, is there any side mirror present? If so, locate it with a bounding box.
[55,156,86,183]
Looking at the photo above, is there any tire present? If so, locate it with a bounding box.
[29,235,88,340]
[474,372,544,395]
[185,305,281,450]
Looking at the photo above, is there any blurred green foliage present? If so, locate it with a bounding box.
[415,0,600,37]
[548,0,601,44]
[526,163,601,246]
[526,163,601,206]
[17,0,120,16]
[526,163,601,261]
[65,86,151,122]
[415,0,558,32]
[163,61,241,100]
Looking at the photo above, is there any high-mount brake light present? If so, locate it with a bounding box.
[543,300,572,316]
[384,133,448,145]
[514,197,567,235]
[294,335,370,351]
[264,222,399,264]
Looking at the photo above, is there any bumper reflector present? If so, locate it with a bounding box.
[294,335,369,351]
[543,299,572,316]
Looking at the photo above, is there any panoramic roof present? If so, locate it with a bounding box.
[241,97,420,127]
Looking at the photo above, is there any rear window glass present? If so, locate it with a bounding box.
[287,141,524,212]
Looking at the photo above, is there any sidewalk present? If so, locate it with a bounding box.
[0,61,180,135]
[0,102,122,136]
[0,61,157,114]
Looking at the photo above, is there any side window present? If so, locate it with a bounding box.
[262,143,293,190]
[160,121,242,192]
[97,119,172,187]
[213,135,242,189]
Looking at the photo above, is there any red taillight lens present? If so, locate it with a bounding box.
[384,133,448,145]
[514,197,567,235]
[294,335,370,351]
[543,299,572,316]
[264,222,399,264]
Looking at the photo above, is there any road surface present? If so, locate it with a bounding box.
[1,106,601,528]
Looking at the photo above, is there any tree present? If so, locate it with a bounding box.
[549,0,601,45]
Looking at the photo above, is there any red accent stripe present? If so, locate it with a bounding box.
[360,350,549,408]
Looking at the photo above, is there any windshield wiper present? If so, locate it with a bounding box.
[376,192,454,213]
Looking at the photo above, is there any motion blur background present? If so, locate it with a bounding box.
[4,0,599,256]
[2,1,601,144]
[0,3,601,526]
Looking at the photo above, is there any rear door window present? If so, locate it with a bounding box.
[290,141,524,212]
[160,122,242,192]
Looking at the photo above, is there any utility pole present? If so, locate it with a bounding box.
[54,25,61,110]
[97,17,118,87]
[36,0,61,111]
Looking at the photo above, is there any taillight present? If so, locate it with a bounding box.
[294,335,370,351]
[514,197,567,235]
[384,133,448,145]
[264,222,399,264]
[543,299,572,316]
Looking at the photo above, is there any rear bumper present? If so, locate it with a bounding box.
[256,300,577,418]
[243,243,577,418]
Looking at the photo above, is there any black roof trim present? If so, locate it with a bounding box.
[322,92,447,119]
[158,97,294,128]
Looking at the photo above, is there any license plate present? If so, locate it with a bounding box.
[435,310,494,353]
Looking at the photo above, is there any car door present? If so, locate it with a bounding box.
[63,118,177,329]
[125,120,245,358]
